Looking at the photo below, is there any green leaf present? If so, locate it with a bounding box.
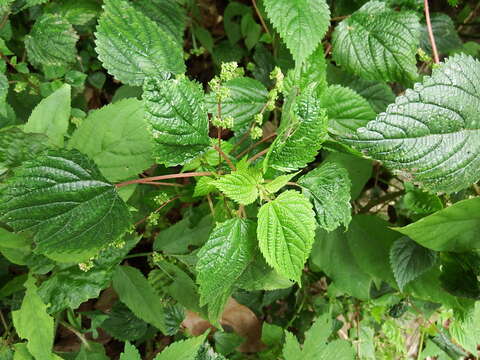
[69,98,154,182]
[197,218,256,322]
[154,334,207,360]
[24,84,71,147]
[264,0,330,64]
[347,54,480,193]
[439,252,480,299]
[298,162,352,232]
[119,342,141,360]
[193,177,216,197]
[0,149,132,263]
[394,197,480,252]
[144,76,210,167]
[264,172,298,194]
[44,0,100,26]
[282,332,302,360]
[112,265,167,333]
[25,14,78,67]
[332,1,419,83]
[101,302,148,342]
[132,0,186,46]
[420,13,462,55]
[402,184,443,215]
[95,0,185,86]
[206,77,268,131]
[212,167,263,205]
[266,90,328,172]
[311,215,398,299]
[257,190,316,282]
[320,85,376,136]
[284,47,327,96]
[449,303,480,354]
[389,236,437,291]
[12,275,54,360]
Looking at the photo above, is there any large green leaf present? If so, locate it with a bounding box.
[266,90,328,172]
[144,76,210,167]
[332,1,419,83]
[196,218,256,322]
[153,334,207,360]
[0,150,132,263]
[298,162,352,232]
[320,85,376,136]
[25,14,78,67]
[69,98,154,182]
[112,265,167,333]
[346,54,480,193]
[12,275,54,360]
[389,236,437,291]
[264,0,330,64]
[206,77,268,131]
[95,0,184,86]
[394,197,480,252]
[257,190,316,282]
[212,167,263,205]
[24,84,71,147]
[132,0,185,44]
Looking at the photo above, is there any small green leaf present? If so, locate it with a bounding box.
[154,334,207,360]
[69,98,154,182]
[144,76,210,167]
[332,1,419,83]
[24,84,71,147]
[25,14,78,67]
[298,162,352,232]
[197,218,256,322]
[12,275,54,360]
[112,265,167,333]
[394,197,480,252]
[264,0,330,64]
[346,54,480,193]
[257,190,316,282]
[320,85,376,137]
[193,177,216,197]
[282,332,302,360]
[206,77,268,130]
[0,150,131,263]
[266,90,328,172]
[119,342,141,360]
[102,302,148,342]
[95,0,185,86]
[212,167,263,205]
[44,0,101,26]
[264,172,298,194]
[390,236,437,291]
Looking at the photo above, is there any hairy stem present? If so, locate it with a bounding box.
[236,132,277,159]
[116,172,214,188]
[213,144,236,171]
[424,0,440,64]
[247,148,269,163]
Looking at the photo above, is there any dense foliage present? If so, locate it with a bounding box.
[0,0,479,358]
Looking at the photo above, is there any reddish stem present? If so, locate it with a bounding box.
[213,145,236,171]
[115,172,214,188]
[424,0,440,64]
[247,148,269,163]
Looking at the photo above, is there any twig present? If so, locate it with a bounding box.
[252,0,270,38]
[358,190,405,214]
[213,144,236,171]
[137,181,185,187]
[236,132,277,159]
[457,2,480,33]
[59,321,90,349]
[115,172,214,188]
[0,310,10,338]
[247,148,269,163]
[134,196,180,226]
[424,0,440,64]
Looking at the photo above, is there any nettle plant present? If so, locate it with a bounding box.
[0,0,480,358]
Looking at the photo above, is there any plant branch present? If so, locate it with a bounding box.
[59,321,90,349]
[247,148,269,163]
[424,0,440,64]
[457,2,480,33]
[116,172,214,188]
[252,0,270,38]
[135,196,180,226]
[213,144,236,171]
[236,132,277,159]
[358,190,405,214]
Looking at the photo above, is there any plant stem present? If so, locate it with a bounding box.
[135,196,180,226]
[247,148,269,163]
[457,2,480,33]
[0,310,10,339]
[424,0,439,64]
[358,190,405,214]
[115,172,214,188]
[138,181,185,187]
[236,132,277,159]
[59,321,90,349]
[252,0,270,38]
[213,144,236,171]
